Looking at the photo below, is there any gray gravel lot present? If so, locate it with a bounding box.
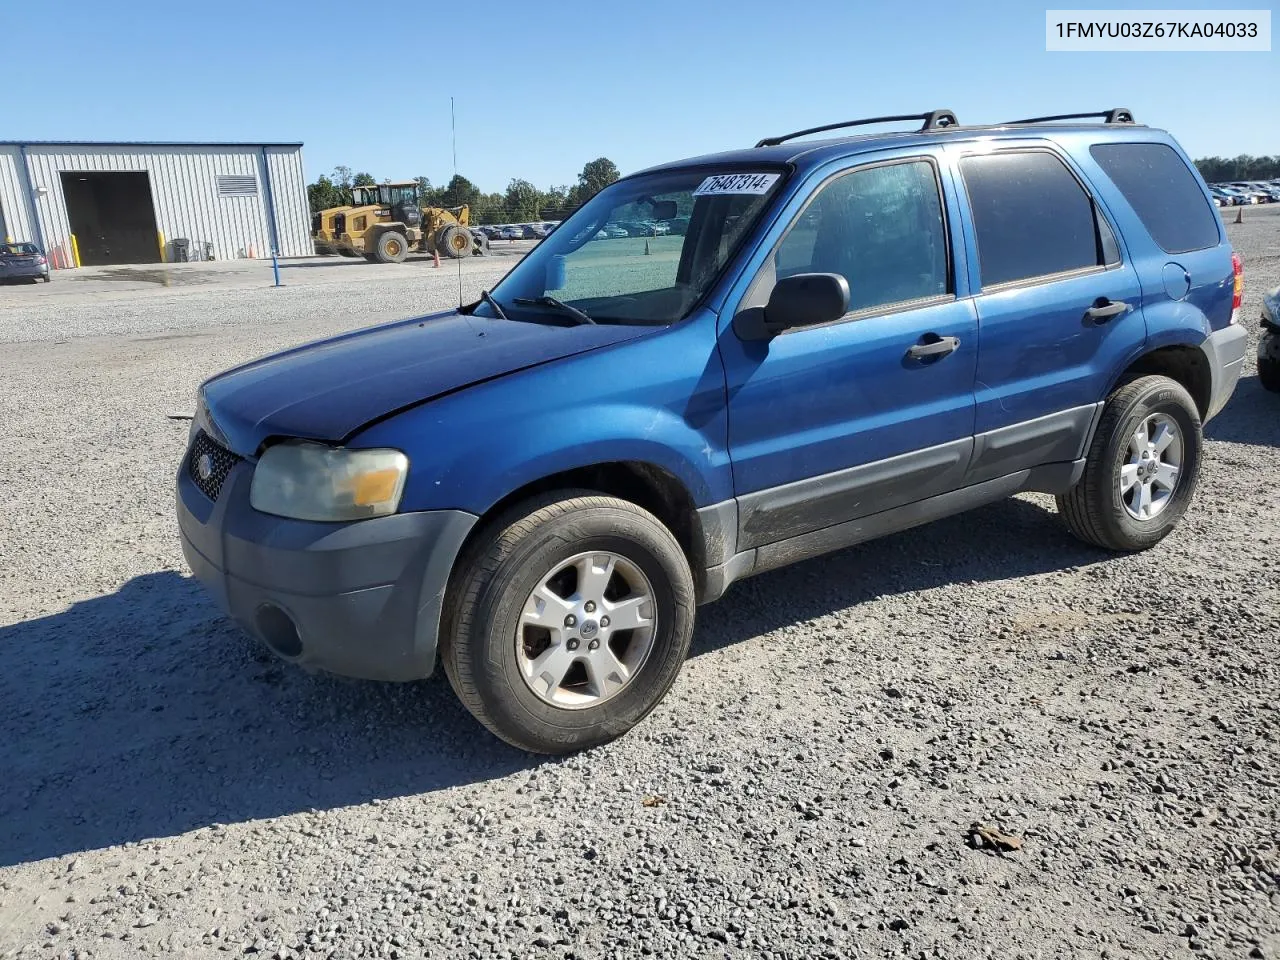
[1,208,1278,959]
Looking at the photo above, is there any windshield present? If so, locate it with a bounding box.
[482,167,784,325]
[1,243,39,256]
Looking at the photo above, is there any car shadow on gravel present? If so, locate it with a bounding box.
[1204,373,1280,447]
[689,494,1110,655]
[0,573,534,867]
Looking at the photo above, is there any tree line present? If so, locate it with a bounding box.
[1193,155,1280,182]
[307,158,621,224]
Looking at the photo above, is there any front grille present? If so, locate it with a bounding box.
[187,431,241,502]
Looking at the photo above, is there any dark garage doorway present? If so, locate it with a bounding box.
[60,171,161,266]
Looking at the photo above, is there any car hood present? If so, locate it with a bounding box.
[201,310,650,455]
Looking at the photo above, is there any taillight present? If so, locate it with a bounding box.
[1231,253,1244,323]
[36,255,46,265]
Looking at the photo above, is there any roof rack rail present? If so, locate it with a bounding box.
[1007,107,1135,125]
[755,109,958,148]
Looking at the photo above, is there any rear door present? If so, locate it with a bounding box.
[719,151,979,550]
[948,142,1145,484]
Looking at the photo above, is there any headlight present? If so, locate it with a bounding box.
[250,441,409,521]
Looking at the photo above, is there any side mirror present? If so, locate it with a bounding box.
[764,273,849,333]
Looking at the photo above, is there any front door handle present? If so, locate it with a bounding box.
[907,335,960,360]
[1084,298,1129,323]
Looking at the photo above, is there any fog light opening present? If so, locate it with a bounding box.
[256,604,303,658]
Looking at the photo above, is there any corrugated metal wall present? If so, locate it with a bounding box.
[0,143,312,263]
[0,147,34,243]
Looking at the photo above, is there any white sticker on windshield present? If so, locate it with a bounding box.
[692,173,780,197]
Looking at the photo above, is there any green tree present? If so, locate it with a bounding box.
[1194,154,1280,181]
[578,157,620,196]
[352,172,376,187]
[504,178,541,222]
[440,174,481,209]
[472,192,506,224]
[307,175,346,214]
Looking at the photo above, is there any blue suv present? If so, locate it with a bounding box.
[178,107,1247,753]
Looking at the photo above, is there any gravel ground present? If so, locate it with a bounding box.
[1,207,1278,960]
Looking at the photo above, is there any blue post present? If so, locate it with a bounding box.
[271,249,282,287]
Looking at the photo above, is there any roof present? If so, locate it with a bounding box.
[0,140,303,149]
[634,121,1165,178]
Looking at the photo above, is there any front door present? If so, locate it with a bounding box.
[720,154,978,550]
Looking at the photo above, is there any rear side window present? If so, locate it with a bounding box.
[1089,142,1220,254]
[960,151,1101,287]
[774,159,949,313]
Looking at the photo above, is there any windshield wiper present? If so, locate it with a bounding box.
[480,289,508,321]
[512,295,596,325]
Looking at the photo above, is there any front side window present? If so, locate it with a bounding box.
[960,151,1104,287]
[387,185,418,206]
[483,168,783,325]
[1089,142,1220,254]
[772,159,950,314]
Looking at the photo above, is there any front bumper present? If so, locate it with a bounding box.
[1199,323,1249,422]
[177,461,477,681]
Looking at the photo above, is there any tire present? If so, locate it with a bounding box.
[441,491,695,754]
[372,231,409,264]
[1057,375,1202,551]
[435,224,470,259]
[1258,335,1280,393]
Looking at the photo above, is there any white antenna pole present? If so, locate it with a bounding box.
[452,97,463,307]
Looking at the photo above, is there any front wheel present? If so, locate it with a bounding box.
[1057,375,1202,551]
[441,492,695,754]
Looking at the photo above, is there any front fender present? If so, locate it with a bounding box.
[350,315,732,514]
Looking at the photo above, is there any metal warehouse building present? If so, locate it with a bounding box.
[0,141,312,267]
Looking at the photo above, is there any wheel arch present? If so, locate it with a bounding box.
[452,459,712,592]
[1108,342,1212,421]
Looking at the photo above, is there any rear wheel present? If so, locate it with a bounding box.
[372,231,408,264]
[441,492,695,754]
[1057,375,1202,551]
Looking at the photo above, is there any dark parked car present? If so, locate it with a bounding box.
[178,106,1245,754]
[0,242,50,282]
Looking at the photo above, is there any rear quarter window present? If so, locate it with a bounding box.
[1089,142,1221,254]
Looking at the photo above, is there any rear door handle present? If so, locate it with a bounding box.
[1084,298,1129,323]
[907,335,960,360]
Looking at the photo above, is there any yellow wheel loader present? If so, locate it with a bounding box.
[310,207,350,256]
[318,182,484,263]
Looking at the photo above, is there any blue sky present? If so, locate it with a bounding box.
[7,0,1276,192]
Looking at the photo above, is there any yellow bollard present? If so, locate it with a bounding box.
[158,230,166,262]
[70,234,82,268]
